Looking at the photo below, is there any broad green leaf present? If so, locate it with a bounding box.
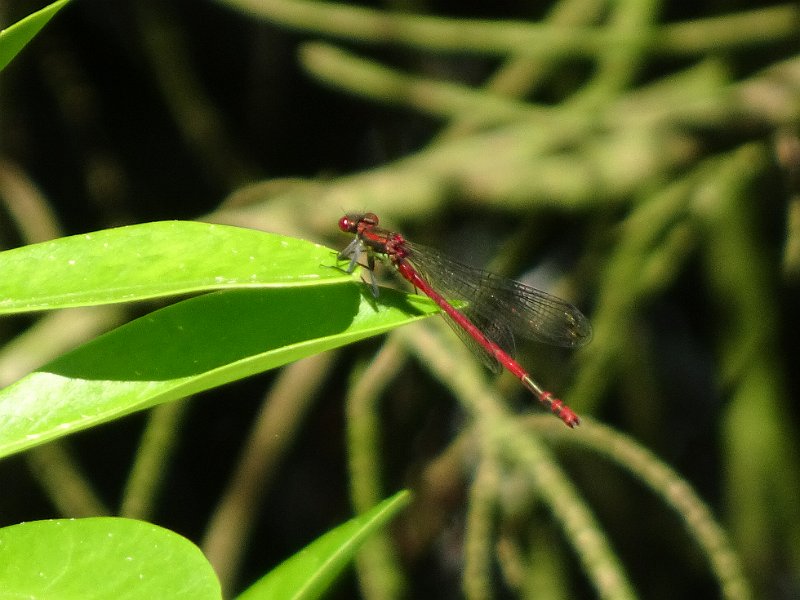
[0,285,437,459]
[0,221,349,313]
[0,517,221,599]
[0,0,70,72]
[237,490,411,600]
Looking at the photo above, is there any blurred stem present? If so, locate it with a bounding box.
[569,163,708,414]
[775,130,800,278]
[462,448,500,600]
[0,306,124,520]
[533,417,753,600]
[346,336,409,600]
[435,0,607,141]
[567,0,661,107]
[0,159,62,244]
[784,196,800,276]
[201,352,334,596]
[694,143,800,589]
[396,322,637,600]
[656,7,800,53]
[301,41,799,134]
[298,43,712,209]
[119,399,190,520]
[26,442,110,517]
[210,57,798,238]
[136,1,257,189]
[505,428,637,600]
[474,0,606,97]
[300,42,547,127]
[400,429,473,558]
[521,528,569,599]
[0,306,126,386]
[216,0,799,58]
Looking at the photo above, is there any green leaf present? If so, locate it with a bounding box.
[0,517,221,599]
[0,0,70,72]
[236,490,411,600]
[0,285,437,459]
[0,221,349,313]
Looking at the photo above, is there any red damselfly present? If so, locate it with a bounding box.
[338,213,591,427]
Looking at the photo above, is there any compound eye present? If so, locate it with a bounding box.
[338,215,354,232]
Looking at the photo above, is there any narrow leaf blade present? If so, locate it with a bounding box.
[0,221,348,313]
[0,286,436,459]
[0,0,71,72]
[237,491,411,600]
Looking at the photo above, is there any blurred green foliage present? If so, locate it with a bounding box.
[1,0,799,598]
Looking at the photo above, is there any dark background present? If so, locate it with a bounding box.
[1,1,799,598]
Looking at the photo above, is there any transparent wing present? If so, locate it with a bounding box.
[403,241,592,357]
